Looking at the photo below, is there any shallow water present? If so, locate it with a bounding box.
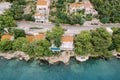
[0,58,120,80]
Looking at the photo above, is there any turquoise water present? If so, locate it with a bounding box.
[0,58,120,80]
[50,47,60,51]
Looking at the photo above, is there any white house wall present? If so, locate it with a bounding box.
[60,42,74,50]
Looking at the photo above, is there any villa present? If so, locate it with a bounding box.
[1,34,14,41]
[60,36,74,51]
[50,35,74,52]
[69,0,98,15]
[34,0,49,23]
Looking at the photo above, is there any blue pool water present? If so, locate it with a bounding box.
[50,47,60,51]
[0,58,120,80]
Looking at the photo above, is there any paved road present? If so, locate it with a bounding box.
[17,21,120,35]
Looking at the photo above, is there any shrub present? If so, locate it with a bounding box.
[13,29,26,39]
[24,14,35,21]
[0,40,13,52]
[12,37,29,51]
[116,48,120,52]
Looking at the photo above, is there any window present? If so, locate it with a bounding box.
[41,21,44,23]
[44,8,46,10]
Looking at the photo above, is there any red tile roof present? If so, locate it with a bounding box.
[26,34,45,42]
[1,34,13,40]
[70,3,83,8]
[61,36,74,42]
[37,0,47,5]
[26,36,34,42]
[70,2,93,8]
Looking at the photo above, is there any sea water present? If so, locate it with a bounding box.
[0,58,120,80]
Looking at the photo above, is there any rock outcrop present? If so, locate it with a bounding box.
[0,51,30,61]
[40,51,74,64]
[0,51,90,64]
[113,50,120,59]
[75,55,89,62]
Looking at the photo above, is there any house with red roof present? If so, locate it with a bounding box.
[34,0,49,23]
[60,36,74,50]
[70,0,98,15]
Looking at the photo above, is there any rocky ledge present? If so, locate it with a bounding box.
[40,51,89,64]
[1,50,120,64]
[75,55,89,62]
[113,50,120,59]
[0,51,90,64]
[0,51,30,61]
[39,51,73,64]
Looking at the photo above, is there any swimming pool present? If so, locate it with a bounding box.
[50,47,60,51]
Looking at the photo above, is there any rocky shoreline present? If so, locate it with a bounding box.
[36,51,91,64]
[0,51,30,61]
[0,50,120,64]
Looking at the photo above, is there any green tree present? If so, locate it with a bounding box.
[9,0,26,20]
[46,26,64,47]
[75,31,93,55]
[91,27,112,56]
[100,16,110,23]
[54,36,61,47]
[0,39,13,52]
[22,42,35,56]
[23,14,35,21]
[12,37,29,51]
[85,14,92,21]
[4,9,14,17]
[0,15,17,28]
[13,29,26,39]
[31,40,51,57]
[67,0,75,3]
[90,0,120,23]
[112,28,120,52]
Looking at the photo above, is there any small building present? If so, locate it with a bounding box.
[69,0,98,15]
[60,36,74,50]
[34,13,48,23]
[26,34,45,42]
[34,0,49,23]
[1,34,14,41]
[70,3,84,14]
